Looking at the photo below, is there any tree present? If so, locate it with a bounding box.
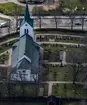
[71,50,85,84]
[10,4,24,32]
[81,35,87,82]
[32,6,44,16]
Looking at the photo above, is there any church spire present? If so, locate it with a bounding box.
[24,3,30,21]
[24,3,33,27]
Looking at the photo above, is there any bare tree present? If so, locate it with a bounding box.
[71,50,85,84]
[10,4,24,32]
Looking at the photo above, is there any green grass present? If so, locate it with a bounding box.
[0,39,17,53]
[42,45,86,62]
[60,0,87,12]
[44,66,73,81]
[10,84,40,97]
[0,2,25,15]
[43,84,48,96]
[17,0,29,2]
[63,101,84,105]
[0,53,9,64]
[44,65,86,81]
[61,0,83,10]
[4,83,48,97]
[52,84,87,98]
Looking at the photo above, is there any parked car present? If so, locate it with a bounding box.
[75,22,82,25]
[0,22,9,27]
[19,0,45,4]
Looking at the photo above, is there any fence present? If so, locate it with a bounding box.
[31,16,87,31]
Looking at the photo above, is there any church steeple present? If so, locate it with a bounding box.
[24,3,33,27]
[24,3,30,21]
[20,2,34,39]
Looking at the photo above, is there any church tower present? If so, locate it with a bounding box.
[20,4,34,39]
[11,4,42,82]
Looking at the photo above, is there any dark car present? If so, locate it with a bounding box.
[19,0,45,4]
[75,22,82,25]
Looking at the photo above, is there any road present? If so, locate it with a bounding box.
[0,16,87,37]
[36,34,84,38]
[38,41,85,46]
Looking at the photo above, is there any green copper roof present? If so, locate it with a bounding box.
[24,4,33,27]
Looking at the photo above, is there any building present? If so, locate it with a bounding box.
[10,4,43,82]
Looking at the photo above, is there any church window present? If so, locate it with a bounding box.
[24,29,27,34]
[27,29,28,33]
[24,29,29,34]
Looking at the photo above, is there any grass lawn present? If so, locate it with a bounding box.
[43,84,48,96]
[63,101,85,105]
[0,2,25,16]
[0,102,47,105]
[0,53,9,64]
[52,84,87,98]
[0,33,19,43]
[0,39,17,53]
[61,0,85,10]
[42,45,86,62]
[3,83,48,97]
[10,84,40,97]
[44,66,73,81]
[43,65,86,81]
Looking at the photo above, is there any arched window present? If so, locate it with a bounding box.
[24,29,29,34]
[27,29,28,33]
[24,29,26,34]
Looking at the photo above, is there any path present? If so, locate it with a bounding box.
[0,37,18,46]
[36,34,84,38]
[38,41,85,46]
[48,83,53,96]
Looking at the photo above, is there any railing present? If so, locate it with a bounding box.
[32,16,86,31]
[22,16,87,31]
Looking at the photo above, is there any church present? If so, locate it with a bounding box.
[10,4,43,82]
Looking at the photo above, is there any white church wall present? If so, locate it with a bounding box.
[11,69,38,82]
[20,22,34,39]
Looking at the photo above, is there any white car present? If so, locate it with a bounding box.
[0,22,9,27]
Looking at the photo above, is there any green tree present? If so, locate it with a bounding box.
[32,6,44,16]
